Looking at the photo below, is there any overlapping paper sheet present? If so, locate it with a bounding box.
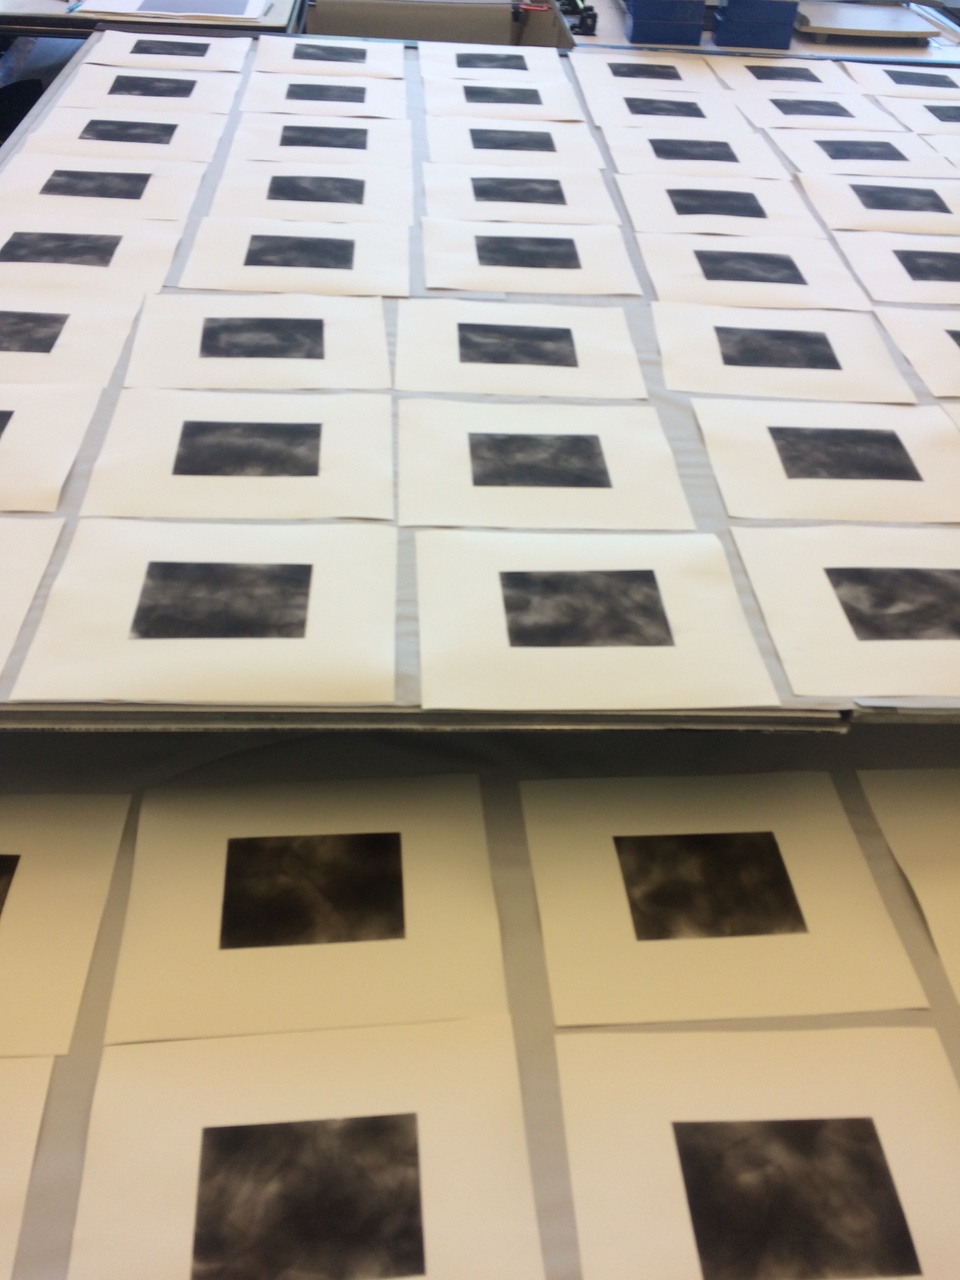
[105,776,506,1042]
[11,520,397,704]
[570,48,721,96]
[617,172,825,237]
[398,400,693,530]
[557,1026,960,1280]
[421,75,584,122]
[0,386,100,512]
[835,231,960,303]
[604,123,787,179]
[738,91,898,131]
[418,40,562,81]
[767,128,956,177]
[422,162,620,224]
[54,64,240,115]
[522,773,924,1025]
[254,33,405,79]
[415,529,777,710]
[86,30,251,72]
[877,93,960,134]
[923,132,960,167]
[0,212,180,294]
[877,304,960,395]
[843,58,960,98]
[69,1017,543,1280]
[209,158,414,223]
[0,153,206,222]
[0,1057,54,1280]
[238,71,408,118]
[800,172,960,234]
[708,55,854,93]
[425,116,604,168]
[0,289,141,384]
[20,105,226,162]
[228,112,412,165]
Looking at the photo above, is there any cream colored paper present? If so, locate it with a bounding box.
[0,518,62,672]
[768,128,956,177]
[178,216,409,296]
[557,1027,960,1280]
[694,399,960,523]
[604,122,788,179]
[105,776,506,1043]
[20,105,225,162]
[524,773,925,1025]
[124,293,390,390]
[876,94,960,135]
[423,218,641,296]
[254,34,405,79]
[860,769,960,1002]
[653,302,916,402]
[82,389,393,521]
[425,116,604,169]
[835,230,960,303]
[238,71,407,118]
[0,152,206,223]
[0,212,181,294]
[877,304,960,395]
[421,75,583,122]
[70,1018,542,1280]
[209,158,413,224]
[843,58,960,98]
[617,172,825,237]
[639,232,868,309]
[709,55,854,94]
[0,1057,53,1280]
[55,64,239,114]
[0,289,141,385]
[398,400,693,530]
[570,48,721,96]
[422,162,620,224]
[395,299,647,399]
[925,133,960,166]
[87,29,251,72]
[229,112,411,165]
[12,520,396,705]
[0,385,101,512]
[416,529,777,711]
[734,524,960,697]
[418,40,561,81]
[0,794,129,1055]
[581,87,745,133]
[737,91,898,131]
[800,172,960,234]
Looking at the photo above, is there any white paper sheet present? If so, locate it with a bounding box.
[416,529,777,711]
[653,302,916,402]
[86,29,251,72]
[124,293,390,390]
[0,152,206,222]
[834,230,960,303]
[709,55,855,94]
[925,132,960,167]
[799,172,960,234]
[0,288,141,385]
[19,104,226,162]
[694,399,960,523]
[70,1018,543,1280]
[229,112,412,166]
[398,400,693,530]
[737,91,899,131]
[418,40,562,82]
[860,769,960,1004]
[423,162,620,224]
[54,64,240,115]
[421,74,583,122]
[639,231,868,308]
[843,58,960,99]
[557,1026,960,1280]
[0,212,181,294]
[875,93,960,135]
[425,116,604,169]
[422,218,641,296]
[238,71,407,118]
[876,304,960,395]
[82,389,393,520]
[0,518,61,675]
[0,385,101,512]
[523,773,925,1025]
[178,216,409,296]
[254,34,405,79]
[209,158,413,223]
[395,299,647,399]
[570,48,721,96]
[604,122,788,179]
[0,1057,53,1280]
[767,128,956,177]
[0,794,129,1055]
[735,524,960,697]
[582,87,745,133]
[617,171,825,237]
[12,520,397,704]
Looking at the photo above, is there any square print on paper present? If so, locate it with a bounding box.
[459,322,577,367]
[0,309,67,353]
[670,188,765,218]
[826,567,960,640]
[769,427,921,481]
[40,169,152,200]
[173,421,321,477]
[200,318,325,360]
[717,326,840,369]
[130,562,312,639]
[0,232,120,267]
[470,433,610,488]
[500,569,673,647]
[853,184,949,213]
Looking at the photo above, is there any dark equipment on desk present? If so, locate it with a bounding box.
[555,0,597,35]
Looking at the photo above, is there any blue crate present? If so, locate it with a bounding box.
[712,10,795,46]
[626,13,704,42]
[630,0,705,22]
[717,0,798,21]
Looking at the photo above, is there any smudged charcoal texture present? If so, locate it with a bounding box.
[268,174,365,204]
[0,410,12,436]
[716,326,841,369]
[108,74,195,97]
[817,140,907,161]
[40,169,151,199]
[243,235,355,270]
[851,184,949,213]
[286,82,366,102]
[0,232,120,267]
[627,97,704,117]
[468,432,611,487]
[651,138,737,162]
[826,566,960,640]
[668,188,766,217]
[464,84,541,105]
[475,235,580,269]
[695,250,806,284]
[219,831,404,947]
[887,67,956,88]
[280,125,368,149]
[769,426,922,481]
[748,64,819,81]
[457,51,527,69]
[500,568,674,647]
[80,118,177,143]
[470,127,556,152]
[673,1117,921,1280]
[192,1114,425,1280]
[613,831,807,940]
[610,62,681,79]
[773,98,853,117]
[131,38,209,54]
[0,854,19,918]
[949,329,960,349]
[0,310,68,353]
[200,317,325,360]
[926,104,960,124]
[458,322,577,366]
[294,41,366,61]
[172,420,321,477]
[130,561,312,639]
[894,249,960,282]
[471,176,566,204]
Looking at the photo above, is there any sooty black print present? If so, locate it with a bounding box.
[716,326,841,369]
[458,322,577,366]
[668,188,766,218]
[172,420,321,477]
[243,235,355,270]
[471,176,566,204]
[475,235,580,269]
[200,317,325,360]
[500,568,674,647]
[851,184,950,213]
[268,174,365,204]
[468,432,611,487]
[695,250,806,284]
[827,566,960,639]
[769,426,922,481]
[130,561,312,639]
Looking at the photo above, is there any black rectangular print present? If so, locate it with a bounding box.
[79,118,177,144]
[457,51,527,69]
[268,174,365,204]
[0,232,120,267]
[464,85,541,105]
[851,183,950,213]
[286,82,366,103]
[614,831,806,940]
[192,1114,425,1280]
[748,64,819,81]
[651,138,737,162]
[0,310,68,353]
[220,831,403,947]
[109,74,194,98]
[475,235,580,269]
[627,97,704,117]
[280,125,367,149]
[673,1117,920,1280]
[130,561,312,639]
[927,104,960,123]
[471,176,565,204]
[293,41,366,61]
[716,326,841,369]
[827,566,960,639]
[244,234,355,270]
[469,432,611,487]
[0,410,13,437]
[817,140,907,161]
[500,568,673,647]
[609,62,681,79]
[458,322,577,366]
[695,250,806,284]
[40,168,151,199]
[200,317,325,359]
[173,420,321,476]
[894,248,960,281]
[131,38,209,55]
[887,67,956,88]
[668,188,766,218]
[0,854,19,919]
[769,426,922,481]
[773,97,853,117]
[470,127,555,152]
